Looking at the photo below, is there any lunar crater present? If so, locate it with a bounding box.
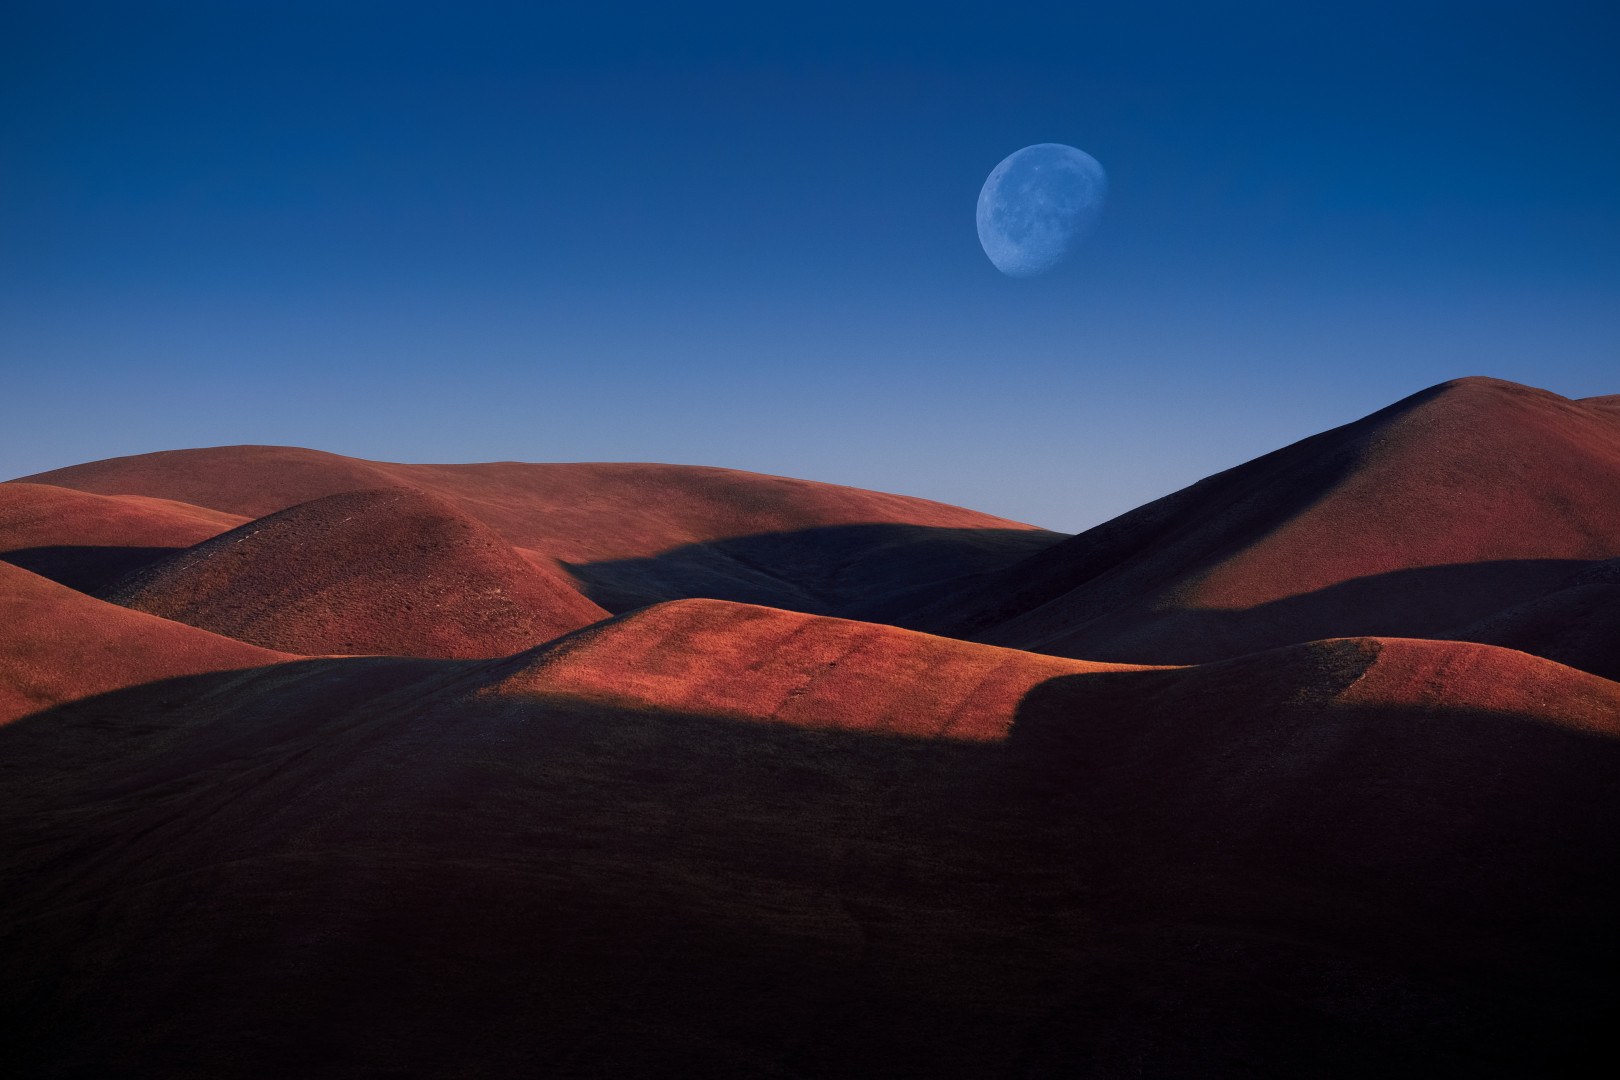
[977,143,1107,277]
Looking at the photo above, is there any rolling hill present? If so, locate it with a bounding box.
[3,375,1618,1078]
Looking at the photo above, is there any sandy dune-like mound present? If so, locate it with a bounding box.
[906,378,1620,663]
[0,482,246,593]
[0,560,291,723]
[3,602,1617,1078]
[104,488,610,658]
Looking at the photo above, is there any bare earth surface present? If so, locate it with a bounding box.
[103,488,610,658]
[3,376,1618,1078]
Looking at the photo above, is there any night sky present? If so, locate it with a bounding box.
[4,1,1617,531]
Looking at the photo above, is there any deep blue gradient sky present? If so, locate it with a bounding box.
[3,1,1617,531]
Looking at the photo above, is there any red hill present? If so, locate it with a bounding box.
[16,446,1047,565]
[15,447,1062,617]
[1442,558,1620,682]
[5,376,1620,1076]
[0,482,246,593]
[909,378,1620,663]
[490,598,1138,740]
[3,599,1616,1077]
[104,488,610,658]
[0,560,290,723]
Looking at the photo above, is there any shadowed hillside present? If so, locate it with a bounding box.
[568,523,1063,617]
[0,482,247,593]
[1440,557,1620,682]
[0,560,293,723]
[3,604,1616,1078]
[17,447,1065,618]
[17,446,1055,561]
[3,376,1619,1078]
[103,488,609,658]
[900,378,1620,666]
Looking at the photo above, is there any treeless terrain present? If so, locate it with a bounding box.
[487,598,1144,740]
[0,482,247,593]
[3,375,1619,1078]
[104,488,609,658]
[903,378,1620,667]
[19,448,1065,615]
[3,602,1616,1078]
[1442,558,1620,682]
[0,560,292,723]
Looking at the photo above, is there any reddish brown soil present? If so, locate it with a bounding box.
[490,598,1142,740]
[904,378,1620,664]
[16,446,1044,565]
[103,488,608,658]
[1433,558,1620,682]
[0,560,292,723]
[3,603,1616,1078]
[15,446,1065,617]
[0,482,246,548]
[0,482,247,592]
[4,377,1619,1077]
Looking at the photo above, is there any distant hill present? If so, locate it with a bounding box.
[18,446,1065,616]
[901,378,1620,667]
[103,488,610,658]
[3,376,1619,1078]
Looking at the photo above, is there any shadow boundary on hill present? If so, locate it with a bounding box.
[1,545,186,596]
[563,523,1067,620]
[997,557,1605,666]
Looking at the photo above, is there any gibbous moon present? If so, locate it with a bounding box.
[976,143,1107,277]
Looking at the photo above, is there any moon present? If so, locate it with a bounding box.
[976,143,1107,277]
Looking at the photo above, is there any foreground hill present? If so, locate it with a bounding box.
[904,378,1620,664]
[4,375,1619,1077]
[1441,557,1620,683]
[104,488,609,658]
[3,600,1617,1078]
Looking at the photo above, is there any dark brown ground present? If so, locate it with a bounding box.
[3,376,1619,1078]
[3,612,1616,1078]
[902,378,1620,670]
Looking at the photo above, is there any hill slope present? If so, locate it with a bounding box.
[0,482,246,593]
[104,488,610,658]
[3,602,1616,1077]
[905,378,1620,663]
[0,560,292,723]
[16,446,1051,563]
[16,447,1064,616]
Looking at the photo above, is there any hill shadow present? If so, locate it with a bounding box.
[6,643,1617,1077]
[997,655,1620,1074]
[564,523,1067,620]
[999,558,1607,668]
[1,545,185,596]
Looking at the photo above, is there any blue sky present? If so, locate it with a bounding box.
[3,1,1617,531]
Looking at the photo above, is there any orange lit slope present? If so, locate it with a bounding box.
[0,560,291,724]
[16,447,1063,616]
[3,602,1617,1077]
